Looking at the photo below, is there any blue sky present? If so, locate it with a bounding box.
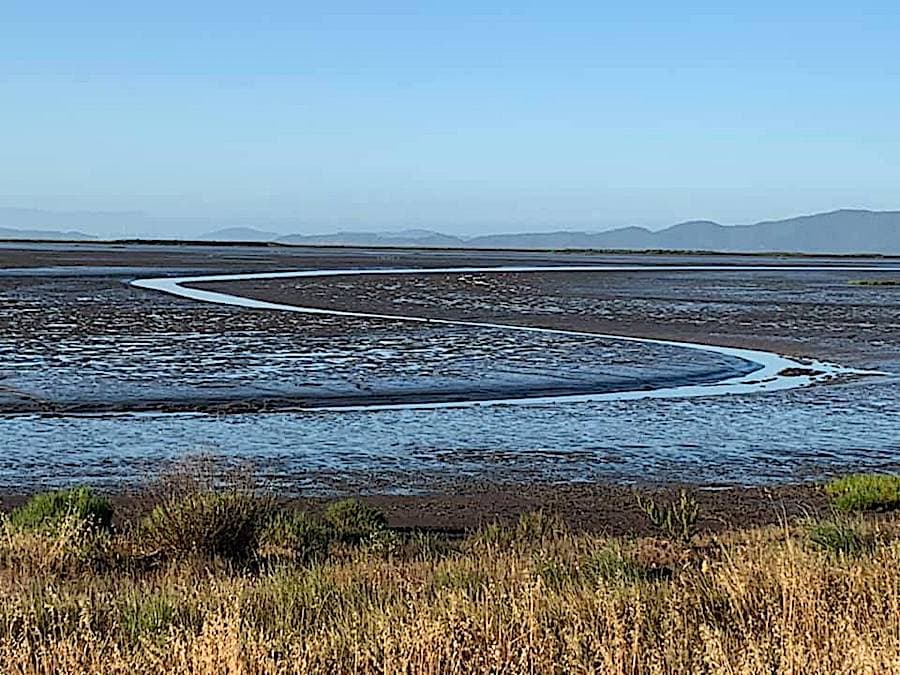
[2,2,899,236]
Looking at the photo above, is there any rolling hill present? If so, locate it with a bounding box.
[0,226,95,241]
[264,210,900,254]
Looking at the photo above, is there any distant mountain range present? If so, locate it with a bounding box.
[2,208,900,254]
[277,228,467,248]
[198,227,280,242]
[0,226,95,241]
[206,210,900,255]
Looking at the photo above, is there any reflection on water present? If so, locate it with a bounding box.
[2,377,898,493]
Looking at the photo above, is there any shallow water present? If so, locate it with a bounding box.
[2,375,898,493]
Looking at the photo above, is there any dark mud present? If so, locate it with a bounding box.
[0,482,826,536]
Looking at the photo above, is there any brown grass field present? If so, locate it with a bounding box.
[1,475,900,674]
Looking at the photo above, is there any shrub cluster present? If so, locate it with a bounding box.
[141,494,391,562]
[2,485,398,566]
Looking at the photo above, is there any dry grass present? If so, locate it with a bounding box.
[0,508,899,673]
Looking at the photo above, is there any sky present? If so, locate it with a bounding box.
[2,1,899,238]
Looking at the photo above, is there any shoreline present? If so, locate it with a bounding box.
[0,481,827,536]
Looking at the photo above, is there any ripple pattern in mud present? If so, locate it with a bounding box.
[0,276,756,411]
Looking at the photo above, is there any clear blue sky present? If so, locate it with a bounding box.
[3,1,899,236]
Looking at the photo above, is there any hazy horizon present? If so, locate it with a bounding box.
[3,205,897,241]
[4,2,900,238]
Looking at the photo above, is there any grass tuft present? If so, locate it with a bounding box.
[258,509,333,563]
[636,490,700,542]
[7,487,113,534]
[322,499,387,542]
[807,516,878,556]
[582,545,651,585]
[140,490,271,562]
[825,474,900,512]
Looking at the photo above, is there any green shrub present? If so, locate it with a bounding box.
[141,490,271,561]
[582,546,649,584]
[807,516,877,556]
[8,487,113,534]
[258,510,333,562]
[636,490,700,543]
[825,474,900,512]
[323,499,386,542]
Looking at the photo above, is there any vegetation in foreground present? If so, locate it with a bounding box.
[0,474,899,673]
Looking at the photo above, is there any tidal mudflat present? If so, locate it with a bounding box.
[1,243,899,524]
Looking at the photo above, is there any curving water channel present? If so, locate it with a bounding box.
[2,258,899,491]
[132,265,892,409]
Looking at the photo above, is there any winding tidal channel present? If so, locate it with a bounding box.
[133,265,889,409]
[3,247,900,491]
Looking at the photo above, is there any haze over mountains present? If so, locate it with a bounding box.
[0,227,95,241]
[1,208,899,254]
[204,210,900,254]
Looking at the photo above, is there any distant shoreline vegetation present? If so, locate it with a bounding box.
[2,235,900,259]
[849,279,900,286]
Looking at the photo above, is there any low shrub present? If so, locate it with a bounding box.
[807,516,877,556]
[323,499,386,542]
[8,487,113,534]
[258,510,333,562]
[825,474,900,512]
[141,490,271,562]
[582,546,649,584]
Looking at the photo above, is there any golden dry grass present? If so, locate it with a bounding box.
[0,512,898,674]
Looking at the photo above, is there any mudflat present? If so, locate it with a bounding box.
[1,243,898,527]
[4,244,898,414]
